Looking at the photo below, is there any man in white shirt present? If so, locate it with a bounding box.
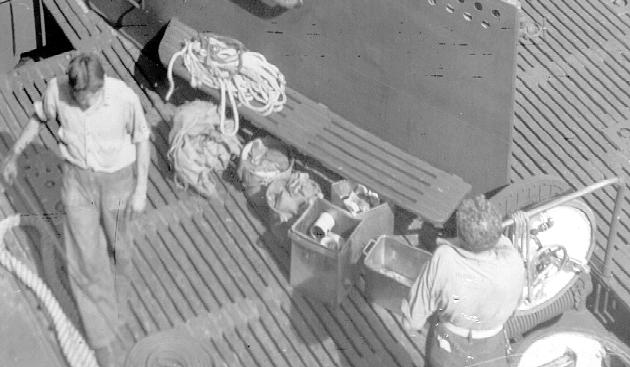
[402,195,525,367]
[2,52,151,367]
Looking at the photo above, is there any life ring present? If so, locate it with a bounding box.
[512,327,630,367]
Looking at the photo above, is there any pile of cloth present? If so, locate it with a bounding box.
[266,172,322,223]
[168,100,242,199]
[332,180,381,215]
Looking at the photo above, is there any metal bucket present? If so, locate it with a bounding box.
[362,235,431,314]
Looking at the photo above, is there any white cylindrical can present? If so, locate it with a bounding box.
[310,211,336,239]
[320,232,341,250]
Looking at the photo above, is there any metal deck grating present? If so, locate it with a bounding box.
[512,0,630,301]
[0,0,629,365]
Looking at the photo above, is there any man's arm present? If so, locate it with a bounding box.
[3,79,57,184]
[126,139,150,217]
[1,109,43,184]
[125,88,151,217]
[134,139,150,198]
[400,246,445,332]
[11,116,42,157]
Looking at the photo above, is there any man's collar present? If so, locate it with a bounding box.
[101,77,113,106]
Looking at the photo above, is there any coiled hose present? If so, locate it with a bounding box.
[0,214,99,367]
[166,34,287,137]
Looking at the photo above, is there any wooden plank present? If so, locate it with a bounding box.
[0,88,22,142]
[0,79,48,152]
[211,337,241,367]
[348,293,426,365]
[548,0,630,100]
[61,0,101,37]
[16,68,63,154]
[126,251,175,331]
[39,0,82,46]
[171,204,245,304]
[192,211,263,298]
[153,218,218,313]
[299,296,368,367]
[222,329,259,367]
[10,79,59,151]
[256,305,311,367]
[334,302,401,367]
[131,231,191,323]
[125,271,160,337]
[312,131,441,207]
[201,202,276,288]
[341,294,414,367]
[142,228,200,318]
[234,322,277,367]
[524,3,628,119]
[187,213,255,300]
[155,210,223,312]
[42,0,91,40]
[127,237,180,331]
[249,317,303,367]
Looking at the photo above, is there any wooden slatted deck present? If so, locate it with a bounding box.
[512,0,630,303]
[0,26,431,367]
[1,0,630,365]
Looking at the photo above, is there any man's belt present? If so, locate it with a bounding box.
[442,322,503,339]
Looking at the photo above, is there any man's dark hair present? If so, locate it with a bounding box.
[456,195,503,252]
[66,52,105,93]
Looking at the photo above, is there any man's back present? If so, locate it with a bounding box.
[432,236,525,330]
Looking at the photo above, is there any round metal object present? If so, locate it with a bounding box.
[490,176,598,339]
[515,199,595,314]
[124,330,217,367]
[513,328,630,367]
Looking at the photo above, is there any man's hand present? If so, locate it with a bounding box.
[402,316,422,338]
[125,191,147,221]
[1,154,18,185]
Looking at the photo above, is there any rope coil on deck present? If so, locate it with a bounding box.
[166,34,287,136]
[124,329,219,367]
[0,215,99,367]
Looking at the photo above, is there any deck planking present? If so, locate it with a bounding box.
[1,0,630,365]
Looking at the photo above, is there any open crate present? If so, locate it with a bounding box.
[288,198,394,305]
[363,235,431,314]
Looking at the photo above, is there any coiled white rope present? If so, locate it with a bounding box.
[0,214,99,367]
[166,34,287,137]
[512,211,533,301]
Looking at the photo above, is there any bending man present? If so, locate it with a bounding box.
[402,195,525,367]
[2,52,150,367]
